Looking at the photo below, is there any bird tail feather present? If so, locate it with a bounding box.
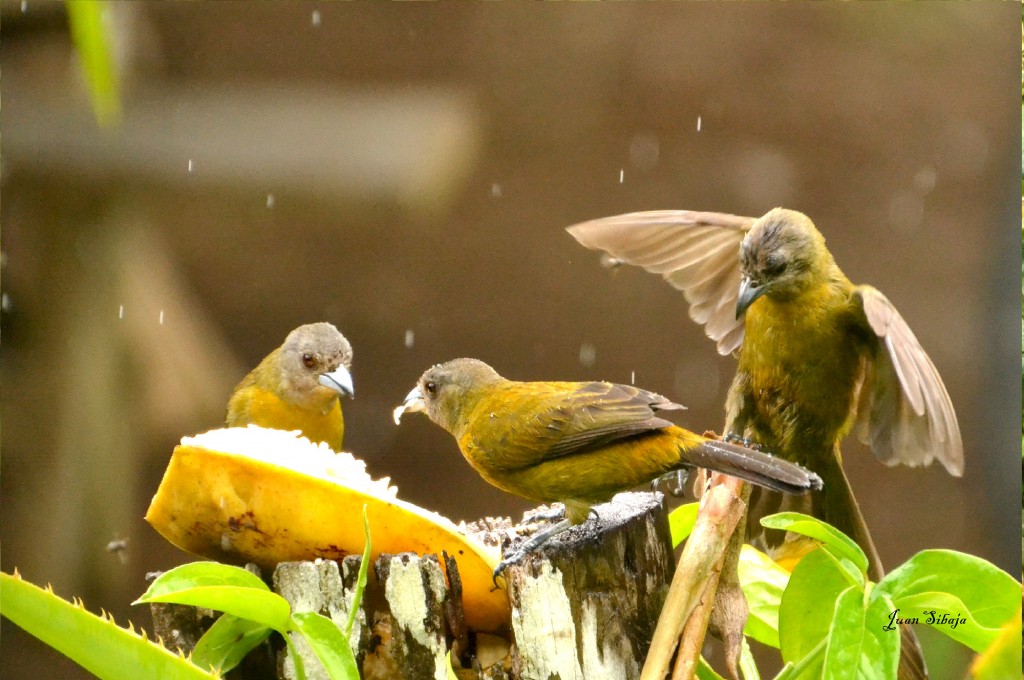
[682,438,823,495]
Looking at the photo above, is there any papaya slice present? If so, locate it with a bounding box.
[145,426,510,632]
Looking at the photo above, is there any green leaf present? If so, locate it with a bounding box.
[669,502,700,546]
[66,0,120,126]
[760,512,868,575]
[1,571,215,680]
[695,656,728,680]
[778,548,850,676]
[970,605,1023,679]
[738,637,761,680]
[772,661,797,680]
[290,612,360,680]
[192,614,272,673]
[737,544,790,648]
[873,549,1020,652]
[135,562,290,631]
[886,592,1006,653]
[821,586,897,680]
[346,505,371,636]
[138,561,271,596]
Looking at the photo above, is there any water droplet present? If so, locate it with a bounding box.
[158,310,165,325]
[618,169,625,184]
[311,10,321,26]
[118,304,125,320]
[490,183,502,198]
[404,329,415,349]
[631,370,636,385]
[266,193,275,208]
[1,293,11,313]
[20,1,26,13]
[913,166,937,194]
[697,115,702,132]
[579,342,596,367]
[187,159,194,173]
[599,253,624,270]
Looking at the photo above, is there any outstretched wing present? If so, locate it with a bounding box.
[471,381,685,471]
[852,286,964,475]
[567,210,755,355]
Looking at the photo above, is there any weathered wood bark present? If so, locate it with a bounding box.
[274,557,368,680]
[503,492,674,680]
[360,553,450,680]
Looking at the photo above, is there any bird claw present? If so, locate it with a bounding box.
[724,432,760,450]
[523,505,565,524]
[650,469,690,497]
[492,552,523,588]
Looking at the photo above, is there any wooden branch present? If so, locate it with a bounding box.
[672,475,747,680]
[503,492,674,680]
[640,477,745,680]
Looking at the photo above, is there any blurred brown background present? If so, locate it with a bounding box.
[2,3,1019,678]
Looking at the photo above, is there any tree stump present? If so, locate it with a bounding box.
[274,557,367,680]
[504,491,674,680]
[150,491,674,679]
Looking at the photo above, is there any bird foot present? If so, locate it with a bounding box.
[492,551,525,587]
[651,469,690,497]
[492,517,572,588]
[723,432,760,450]
[523,505,565,524]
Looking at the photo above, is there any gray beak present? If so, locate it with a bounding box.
[393,386,425,425]
[736,277,768,319]
[319,365,355,398]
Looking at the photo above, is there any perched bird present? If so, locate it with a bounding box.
[226,322,354,452]
[393,357,822,571]
[568,207,963,678]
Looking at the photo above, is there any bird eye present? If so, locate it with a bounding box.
[302,353,316,369]
[425,381,437,396]
[765,260,788,277]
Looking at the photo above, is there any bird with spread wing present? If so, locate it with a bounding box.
[568,207,962,679]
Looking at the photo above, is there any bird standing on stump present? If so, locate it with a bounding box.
[393,357,822,575]
[568,207,962,679]
[227,322,354,452]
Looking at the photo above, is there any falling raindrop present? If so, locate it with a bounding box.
[20,1,26,13]
[404,329,415,349]
[187,159,194,174]
[631,370,636,385]
[697,116,702,132]
[490,183,502,198]
[618,169,625,184]
[599,253,624,270]
[266,193,275,209]
[118,304,125,320]
[579,342,596,367]
[159,310,165,325]
[311,9,321,26]
[913,166,937,194]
